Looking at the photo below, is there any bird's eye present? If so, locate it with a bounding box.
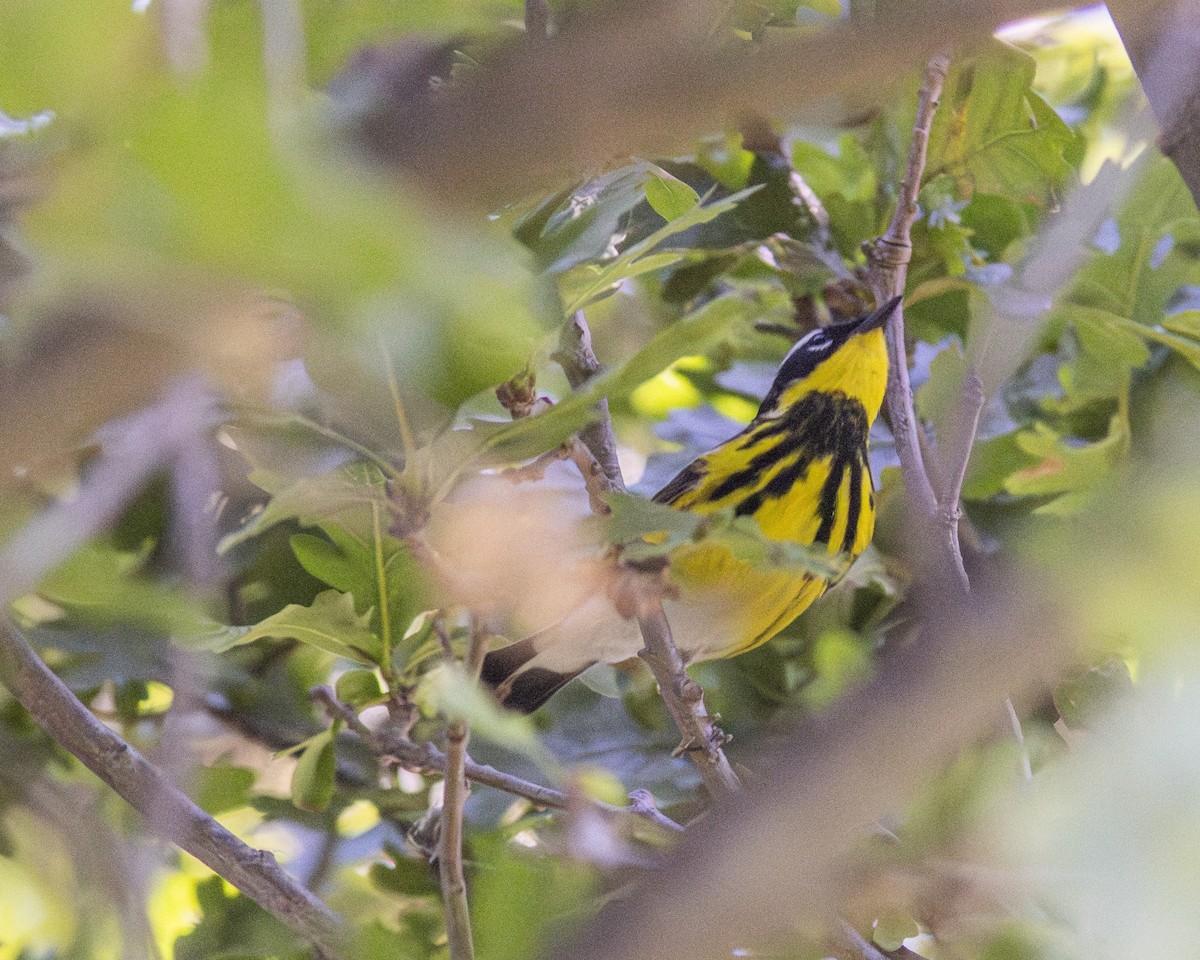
[806,336,833,353]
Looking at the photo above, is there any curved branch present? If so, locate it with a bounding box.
[0,619,346,957]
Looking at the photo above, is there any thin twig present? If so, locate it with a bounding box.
[312,687,685,830]
[0,619,346,956]
[503,436,617,514]
[627,789,686,833]
[867,55,948,529]
[439,621,487,960]
[636,600,741,798]
[937,365,985,591]
[441,715,474,960]
[552,311,627,493]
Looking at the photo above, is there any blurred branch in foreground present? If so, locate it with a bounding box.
[0,378,346,957]
[1109,0,1200,212]
[353,0,1104,203]
[554,582,1075,960]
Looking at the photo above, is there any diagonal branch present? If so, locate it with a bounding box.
[636,601,741,797]
[554,310,738,795]
[0,618,346,956]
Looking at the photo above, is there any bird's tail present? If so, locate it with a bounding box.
[480,633,594,714]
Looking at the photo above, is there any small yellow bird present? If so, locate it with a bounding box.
[482,296,899,712]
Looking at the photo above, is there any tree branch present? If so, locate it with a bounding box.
[438,621,489,960]
[548,311,737,795]
[1108,0,1200,213]
[0,618,346,956]
[525,0,551,45]
[312,687,685,830]
[0,377,223,606]
[868,54,948,531]
[355,0,1089,204]
[636,600,742,797]
[552,583,1076,960]
[936,365,985,590]
[552,311,627,493]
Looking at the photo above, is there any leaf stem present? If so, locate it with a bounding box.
[379,335,417,462]
[371,501,395,681]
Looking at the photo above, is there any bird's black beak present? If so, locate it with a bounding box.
[854,296,902,335]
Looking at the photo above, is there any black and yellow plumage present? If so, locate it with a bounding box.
[483,297,900,712]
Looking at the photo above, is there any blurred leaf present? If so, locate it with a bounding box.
[31,540,209,635]
[175,876,302,960]
[195,764,258,816]
[644,166,701,221]
[471,836,598,960]
[1057,304,1151,407]
[292,729,336,812]
[1004,412,1129,514]
[220,463,391,552]
[368,855,438,898]
[925,40,1077,203]
[873,911,920,952]
[1068,155,1200,330]
[413,664,559,772]
[1054,657,1134,730]
[335,668,385,707]
[184,589,381,664]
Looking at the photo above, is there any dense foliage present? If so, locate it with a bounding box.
[3,2,1200,959]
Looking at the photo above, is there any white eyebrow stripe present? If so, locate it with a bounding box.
[783,330,828,361]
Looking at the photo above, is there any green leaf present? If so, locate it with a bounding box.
[644,167,701,221]
[516,162,656,273]
[603,492,843,577]
[1057,305,1152,406]
[369,856,438,897]
[413,664,560,773]
[914,338,967,440]
[924,39,1077,203]
[961,432,1037,501]
[561,185,761,313]
[291,729,336,813]
[873,911,920,953]
[194,765,258,816]
[219,462,391,553]
[32,540,209,636]
[1067,155,1200,330]
[1054,657,1134,730]
[336,668,385,707]
[182,590,381,664]
[1004,413,1129,514]
[441,293,754,474]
